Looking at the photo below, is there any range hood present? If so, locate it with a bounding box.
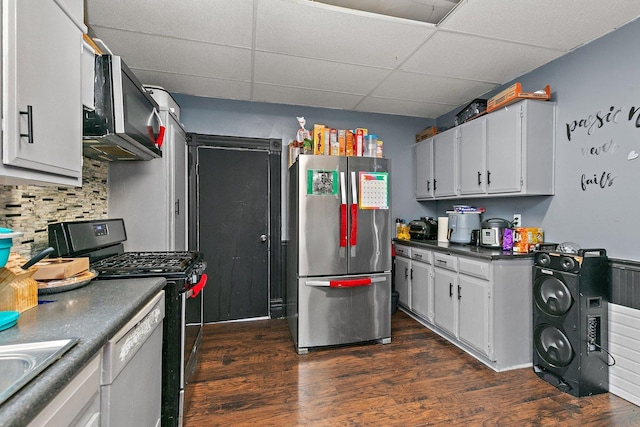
[83,55,163,161]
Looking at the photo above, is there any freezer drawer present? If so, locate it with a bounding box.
[295,273,391,353]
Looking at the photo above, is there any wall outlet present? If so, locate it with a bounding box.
[513,214,522,227]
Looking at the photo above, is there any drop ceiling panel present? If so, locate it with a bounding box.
[357,96,453,117]
[253,83,364,110]
[134,70,252,100]
[441,0,640,51]
[402,31,565,83]
[373,71,498,105]
[90,28,252,81]
[255,0,435,68]
[254,52,391,94]
[86,0,255,47]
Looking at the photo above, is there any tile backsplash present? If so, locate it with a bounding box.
[0,158,108,258]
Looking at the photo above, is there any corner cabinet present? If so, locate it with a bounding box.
[400,244,534,372]
[1,0,85,186]
[415,99,555,200]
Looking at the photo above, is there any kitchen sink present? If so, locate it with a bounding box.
[0,338,78,406]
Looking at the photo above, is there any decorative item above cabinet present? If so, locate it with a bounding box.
[415,99,556,200]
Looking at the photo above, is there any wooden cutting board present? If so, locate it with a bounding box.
[32,258,90,280]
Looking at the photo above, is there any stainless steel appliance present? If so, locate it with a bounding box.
[448,212,481,244]
[409,217,438,240]
[481,218,512,248]
[287,155,392,354]
[83,55,163,161]
[47,218,207,427]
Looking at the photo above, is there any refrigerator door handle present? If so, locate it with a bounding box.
[306,276,385,287]
[340,172,347,247]
[350,171,358,247]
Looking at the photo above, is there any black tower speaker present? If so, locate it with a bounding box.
[532,249,609,397]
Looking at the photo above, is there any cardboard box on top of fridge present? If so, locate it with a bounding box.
[346,130,354,156]
[513,227,544,253]
[416,126,437,142]
[313,124,325,155]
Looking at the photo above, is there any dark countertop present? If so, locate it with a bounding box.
[393,238,534,260]
[0,277,166,427]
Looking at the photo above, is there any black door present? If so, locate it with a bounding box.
[197,146,270,322]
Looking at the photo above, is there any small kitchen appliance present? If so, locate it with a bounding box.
[48,218,206,426]
[409,217,438,240]
[481,218,513,248]
[448,212,481,244]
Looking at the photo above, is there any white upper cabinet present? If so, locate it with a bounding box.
[485,100,555,196]
[433,131,457,198]
[414,139,434,199]
[1,0,85,186]
[458,118,486,195]
[414,99,555,200]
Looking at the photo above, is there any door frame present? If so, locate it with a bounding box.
[186,133,283,318]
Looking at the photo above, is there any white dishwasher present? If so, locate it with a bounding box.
[101,291,165,427]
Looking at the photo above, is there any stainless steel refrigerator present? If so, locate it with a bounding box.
[287,154,392,354]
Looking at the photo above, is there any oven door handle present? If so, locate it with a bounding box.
[188,274,207,298]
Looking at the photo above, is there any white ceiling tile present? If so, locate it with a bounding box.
[373,71,498,105]
[133,70,252,100]
[252,83,364,110]
[255,0,435,68]
[86,0,255,47]
[254,52,391,94]
[402,31,565,83]
[90,28,253,81]
[441,0,640,51]
[356,97,454,117]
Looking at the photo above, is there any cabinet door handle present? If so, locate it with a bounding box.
[449,283,453,297]
[404,267,408,278]
[487,170,492,186]
[410,269,414,280]
[433,179,437,191]
[458,284,462,299]
[477,171,482,186]
[19,105,34,144]
[427,180,430,191]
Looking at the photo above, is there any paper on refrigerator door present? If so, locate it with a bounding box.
[358,172,389,209]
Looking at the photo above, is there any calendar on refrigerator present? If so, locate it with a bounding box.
[359,172,389,209]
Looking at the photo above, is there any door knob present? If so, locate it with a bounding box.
[260,234,268,242]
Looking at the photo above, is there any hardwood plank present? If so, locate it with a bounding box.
[184,311,640,426]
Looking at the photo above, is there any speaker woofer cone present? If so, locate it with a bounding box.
[534,276,573,316]
[534,324,574,367]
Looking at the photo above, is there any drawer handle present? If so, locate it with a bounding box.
[437,259,447,264]
[415,254,422,259]
[20,105,34,144]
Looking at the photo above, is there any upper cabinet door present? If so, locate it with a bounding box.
[414,139,433,199]
[458,118,486,195]
[485,104,523,194]
[2,0,83,182]
[433,131,457,197]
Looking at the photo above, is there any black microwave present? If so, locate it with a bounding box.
[83,55,163,161]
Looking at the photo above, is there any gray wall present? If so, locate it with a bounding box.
[171,95,436,239]
[175,16,640,261]
[434,18,640,261]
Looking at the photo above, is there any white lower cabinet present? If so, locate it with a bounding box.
[410,247,432,321]
[402,244,533,372]
[28,353,101,427]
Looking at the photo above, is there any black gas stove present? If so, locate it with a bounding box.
[48,219,207,426]
[92,251,205,280]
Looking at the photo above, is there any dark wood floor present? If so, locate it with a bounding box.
[183,311,640,426]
